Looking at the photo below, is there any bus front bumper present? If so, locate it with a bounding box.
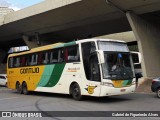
[100,84,136,96]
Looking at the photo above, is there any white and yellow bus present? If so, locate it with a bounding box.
[7,39,136,100]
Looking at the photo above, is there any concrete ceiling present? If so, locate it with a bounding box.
[95,31,136,42]
[0,0,160,48]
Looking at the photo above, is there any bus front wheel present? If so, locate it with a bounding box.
[71,83,83,101]
[22,82,29,95]
[16,82,22,94]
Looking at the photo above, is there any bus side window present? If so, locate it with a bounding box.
[65,48,68,62]
[14,57,20,67]
[32,54,38,65]
[38,53,43,65]
[65,45,80,62]
[21,56,27,67]
[50,50,59,63]
[58,49,64,62]
[8,57,13,68]
[43,52,50,64]
[28,54,38,66]
[27,55,32,66]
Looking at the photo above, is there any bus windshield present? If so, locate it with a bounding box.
[98,41,129,52]
[102,52,134,80]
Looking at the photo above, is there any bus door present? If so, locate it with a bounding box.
[82,42,101,96]
[87,54,101,96]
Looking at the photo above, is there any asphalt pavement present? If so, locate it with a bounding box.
[0,86,159,120]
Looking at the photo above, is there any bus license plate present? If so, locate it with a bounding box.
[121,89,126,92]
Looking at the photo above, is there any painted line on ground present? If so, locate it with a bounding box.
[135,92,154,94]
[0,97,19,101]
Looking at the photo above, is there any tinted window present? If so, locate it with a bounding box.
[65,45,80,62]
[20,56,27,67]
[27,54,38,66]
[8,57,13,68]
[42,52,50,64]
[50,49,59,63]
[8,46,73,68]
[0,76,5,79]
[90,54,100,81]
[82,42,96,80]
[13,57,20,67]
[132,53,139,63]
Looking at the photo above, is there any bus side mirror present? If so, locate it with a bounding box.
[135,72,143,79]
[96,50,105,64]
[131,52,142,65]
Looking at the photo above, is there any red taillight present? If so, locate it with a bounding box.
[152,80,156,84]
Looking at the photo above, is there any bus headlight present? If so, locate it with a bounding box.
[101,82,114,87]
[132,80,136,85]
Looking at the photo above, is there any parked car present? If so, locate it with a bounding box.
[151,77,160,98]
[0,74,7,87]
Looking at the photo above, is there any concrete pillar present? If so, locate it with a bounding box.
[22,33,51,49]
[0,49,5,63]
[22,35,40,49]
[126,12,160,78]
[0,49,7,74]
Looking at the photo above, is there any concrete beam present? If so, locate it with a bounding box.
[4,0,81,24]
[0,15,4,25]
[95,31,136,42]
[126,12,160,78]
[1,0,160,43]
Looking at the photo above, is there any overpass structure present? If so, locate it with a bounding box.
[0,0,160,77]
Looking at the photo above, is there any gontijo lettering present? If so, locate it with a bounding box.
[20,67,39,74]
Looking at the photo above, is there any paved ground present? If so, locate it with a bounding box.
[0,86,159,120]
[136,78,152,93]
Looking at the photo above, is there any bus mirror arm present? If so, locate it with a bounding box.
[96,50,105,64]
[73,62,80,64]
[131,51,142,65]
[134,63,140,65]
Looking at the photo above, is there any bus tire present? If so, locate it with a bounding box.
[157,88,160,98]
[71,83,83,101]
[22,82,29,95]
[16,82,22,94]
[5,82,7,87]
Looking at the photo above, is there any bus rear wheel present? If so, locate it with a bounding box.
[16,82,22,94]
[71,83,83,101]
[22,82,29,95]
[5,82,7,87]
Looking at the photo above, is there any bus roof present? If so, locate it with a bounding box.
[77,38,126,43]
[8,38,126,57]
[8,42,63,57]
